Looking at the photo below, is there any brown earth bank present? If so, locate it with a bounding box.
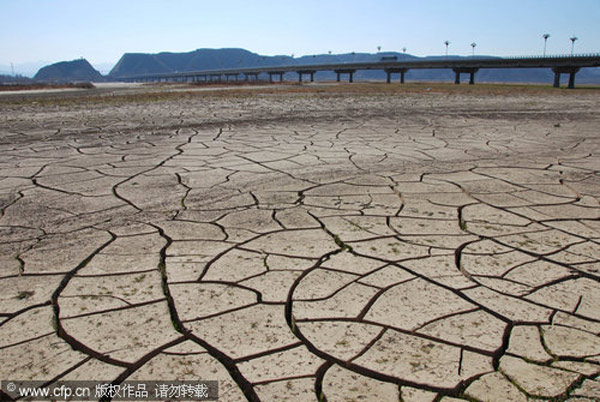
[1,81,600,106]
[0,82,95,91]
[0,83,599,401]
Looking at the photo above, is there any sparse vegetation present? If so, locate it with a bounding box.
[3,81,599,108]
[0,82,95,92]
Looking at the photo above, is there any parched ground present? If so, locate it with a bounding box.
[1,83,599,401]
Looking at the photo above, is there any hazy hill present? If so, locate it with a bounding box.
[110,48,265,77]
[34,59,103,82]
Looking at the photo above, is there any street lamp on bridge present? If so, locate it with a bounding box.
[444,40,450,57]
[570,36,578,56]
[543,33,550,57]
[471,42,477,56]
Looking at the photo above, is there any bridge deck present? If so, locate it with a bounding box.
[119,54,600,88]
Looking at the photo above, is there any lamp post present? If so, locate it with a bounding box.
[570,36,578,56]
[543,33,550,57]
[471,42,476,56]
[444,40,450,57]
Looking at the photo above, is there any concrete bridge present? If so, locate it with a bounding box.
[120,54,600,89]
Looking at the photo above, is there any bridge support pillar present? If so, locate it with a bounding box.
[334,69,356,83]
[553,71,561,88]
[568,72,576,89]
[384,68,409,84]
[552,67,580,89]
[244,72,259,82]
[268,71,284,83]
[297,70,316,83]
[453,68,479,85]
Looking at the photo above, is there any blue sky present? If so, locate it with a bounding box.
[1,0,599,75]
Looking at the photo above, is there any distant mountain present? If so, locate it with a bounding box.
[34,59,103,82]
[110,48,262,77]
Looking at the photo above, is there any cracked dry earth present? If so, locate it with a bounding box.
[1,87,600,402]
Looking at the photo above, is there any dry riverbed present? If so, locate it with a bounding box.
[0,83,599,401]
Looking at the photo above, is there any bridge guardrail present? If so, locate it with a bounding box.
[502,53,600,60]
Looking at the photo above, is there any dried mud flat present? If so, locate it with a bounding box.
[1,84,599,401]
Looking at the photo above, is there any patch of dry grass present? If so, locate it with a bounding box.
[1,81,598,108]
[0,82,95,92]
